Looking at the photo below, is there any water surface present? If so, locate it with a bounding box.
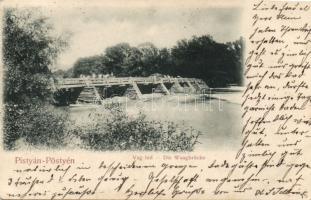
[68,93,242,151]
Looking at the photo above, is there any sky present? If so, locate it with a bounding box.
[45,5,242,70]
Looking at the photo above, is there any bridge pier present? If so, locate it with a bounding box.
[191,81,201,92]
[76,86,103,104]
[186,80,196,93]
[131,82,143,99]
[92,86,103,104]
[159,82,170,95]
[195,81,209,94]
[170,79,184,93]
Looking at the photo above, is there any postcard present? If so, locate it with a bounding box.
[0,0,310,199]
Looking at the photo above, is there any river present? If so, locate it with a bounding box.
[68,92,243,151]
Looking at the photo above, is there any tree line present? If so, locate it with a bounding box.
[57,35,244,87]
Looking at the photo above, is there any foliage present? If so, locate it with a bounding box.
[3,8,68,150]
[67,35,243,87]
[137,42,160,76]
[53,68,74,78]
[4,104,69,150]
[76,105,200,151]
[3,8,68,104]
[171,35,243,87]
[72,55,108,77]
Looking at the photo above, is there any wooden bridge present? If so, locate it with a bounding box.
[51,76,209,105]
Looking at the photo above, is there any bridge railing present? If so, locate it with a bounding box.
[54,76,207,88]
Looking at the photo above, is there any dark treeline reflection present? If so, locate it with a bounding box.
[56,35,244,87]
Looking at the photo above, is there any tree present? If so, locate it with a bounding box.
[226,37,244,85]
[3,8,68,105]
[72,55,107,77]
[3,8,68,150]
[67,35,243,87]
[171,35,243,87]
[104,43,143,76]
[137,42,159,76]
[157,48,173,75]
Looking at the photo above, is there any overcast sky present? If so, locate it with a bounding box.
[45,6,242,70]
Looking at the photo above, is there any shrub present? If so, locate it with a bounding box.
[3,103,69,150]
[4,102,200,151]
[76,104,200,151]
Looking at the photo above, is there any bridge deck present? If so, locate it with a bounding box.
[54,77,207,89]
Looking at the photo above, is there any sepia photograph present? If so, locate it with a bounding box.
[3,4,244,151]
[2,1,311,200]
